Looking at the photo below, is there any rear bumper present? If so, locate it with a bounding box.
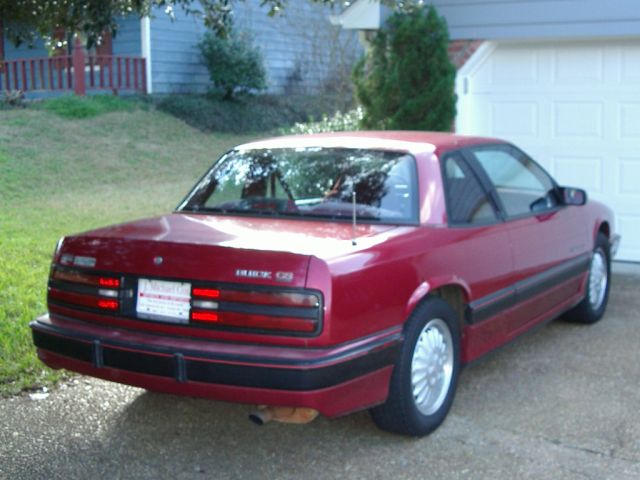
[30,314,401,417]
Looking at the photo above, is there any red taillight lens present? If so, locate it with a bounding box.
[49,267,121,313]
[52,268,119,289]
[97,299,119,310]
[192,287,316,308]
[190,286,320,334]
[98,277,120,288]
[192,288,220,299]
[190,310,316,333]
[191,311,219,323]
[48,288,119,312]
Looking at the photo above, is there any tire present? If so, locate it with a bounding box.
[370,297,461,437]
[564,232,611,324]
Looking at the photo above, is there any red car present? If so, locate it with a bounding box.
[31,131,620,436]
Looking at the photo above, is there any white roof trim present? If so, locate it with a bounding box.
[454,41,495,134]
[236,136,436,155]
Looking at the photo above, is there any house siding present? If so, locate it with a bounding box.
[431,0,640,40]
[3,18,140,61]
[149,0,359,94]
[148,8,209,94]
[4,38,49,61]
[113,17,142,57]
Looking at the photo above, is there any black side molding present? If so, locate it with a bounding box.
[467,253,590,325]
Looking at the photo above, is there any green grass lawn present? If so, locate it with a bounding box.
[0,100,255,395]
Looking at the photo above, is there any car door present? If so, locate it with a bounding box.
[465,144,590,335]
[439,150,515,360]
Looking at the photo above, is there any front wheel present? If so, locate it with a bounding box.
[370,297,460,437]
[564,232,611,324]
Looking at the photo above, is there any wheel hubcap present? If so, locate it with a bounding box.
[411,318,454,416]
[589,249,608,311]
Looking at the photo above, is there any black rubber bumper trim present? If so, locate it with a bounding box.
[31,326,401,391]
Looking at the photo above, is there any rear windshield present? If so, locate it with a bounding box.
[177,147,419,224]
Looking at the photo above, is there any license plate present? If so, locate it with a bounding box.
[136,279,191,324]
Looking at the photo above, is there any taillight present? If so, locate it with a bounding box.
[47,265,322,336]
[190,285,321,335]
[48,266,122,313]
[192,288,220,299]
[52,268,120,289]
[190,311,317,333]
[191,311,219,322]
[217,290,317,307]
[99,277,120,288]
[48,287,120,311]
[97,299,119,310]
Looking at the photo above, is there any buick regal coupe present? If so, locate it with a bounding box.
[31,131,620,436]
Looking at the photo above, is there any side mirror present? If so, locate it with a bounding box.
[560,187,587,206]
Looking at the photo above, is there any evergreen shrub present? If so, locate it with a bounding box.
[353,5,457,131]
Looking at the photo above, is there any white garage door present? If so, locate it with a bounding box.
[456,40,640,262]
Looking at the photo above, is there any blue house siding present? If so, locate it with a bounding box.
[3,18,140,60]
[4,38,49,61]
[113,17,142,56]
[148,0,359,94]
[234,0,360,94]
[148,8,210,93]
[431,0,640,40]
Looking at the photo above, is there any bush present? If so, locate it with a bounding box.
[284,107,364,134]
[2,90,25,109]
[353,5,456,131]
[198,30,267,100]
[155,93,355,134]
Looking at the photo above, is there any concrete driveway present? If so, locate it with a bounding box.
[1,269,639,480]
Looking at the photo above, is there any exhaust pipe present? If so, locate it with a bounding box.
[248,408,274,426]
[248,406,319,425]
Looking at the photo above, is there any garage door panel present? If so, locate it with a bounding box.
[492,102,538,137]
[459,40,640,261]
[619,158,640,195]
[553,46,604,84]
[553,102,604,139]
[554,156,603,193]
[619,103,640,138]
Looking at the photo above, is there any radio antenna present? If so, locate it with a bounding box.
[351,191,357,246]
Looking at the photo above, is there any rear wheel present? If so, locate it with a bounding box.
[564,232,611,324]
[370,297,460,436]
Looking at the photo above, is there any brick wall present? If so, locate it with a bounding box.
[448,40,484,69]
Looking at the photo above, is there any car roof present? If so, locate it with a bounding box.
[236,131,505,155]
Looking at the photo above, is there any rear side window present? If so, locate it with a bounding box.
[443,152,497,225]
[471,146,557,217]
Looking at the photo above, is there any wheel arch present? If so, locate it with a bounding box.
[597,221,610,240]
[405,279,470,334]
